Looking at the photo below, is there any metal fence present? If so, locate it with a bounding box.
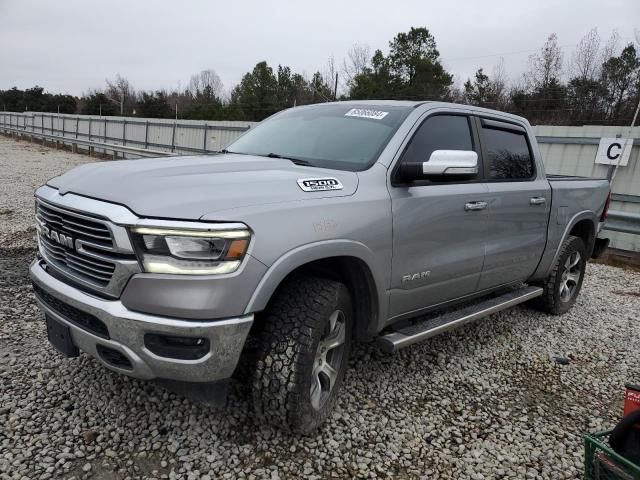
[0,112,255,156]
[534,125,640,252]
[605,211,640,235]
[1,112,638,249]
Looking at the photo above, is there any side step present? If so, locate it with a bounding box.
[377,286,543,353]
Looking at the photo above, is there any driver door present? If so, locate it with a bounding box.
[388,113,492,320]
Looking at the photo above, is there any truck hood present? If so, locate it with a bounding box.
[47,154,359,220]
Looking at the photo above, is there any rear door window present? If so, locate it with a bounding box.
[482,126,534,180]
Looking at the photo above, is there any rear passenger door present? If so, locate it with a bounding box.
[476,118,551,290]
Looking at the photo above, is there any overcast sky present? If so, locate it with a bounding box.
[1,0,638,97]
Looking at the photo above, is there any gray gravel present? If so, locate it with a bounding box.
[1,137,640,479]
[0,136,99,251]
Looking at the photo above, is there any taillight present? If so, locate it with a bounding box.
[600,191,611,223]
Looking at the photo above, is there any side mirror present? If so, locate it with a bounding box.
[400,150,478,182]
[422,150,478,176]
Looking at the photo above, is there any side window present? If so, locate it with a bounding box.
[402,115,473,165]
[482,127,534,180]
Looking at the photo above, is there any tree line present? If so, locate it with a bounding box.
[1,27,638,126]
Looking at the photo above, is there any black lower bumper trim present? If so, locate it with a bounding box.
[96,345,133,370]
[32,283,110,339]
[144,334,210,360]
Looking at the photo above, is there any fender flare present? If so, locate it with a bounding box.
[244,239,388,327]
[535,210,597,279]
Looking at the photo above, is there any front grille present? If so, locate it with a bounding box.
[36,201,113,248]
[39,235,115,287]
[33,283,110,339]
[36,200,116,288]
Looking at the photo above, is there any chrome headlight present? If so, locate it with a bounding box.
[130,226,251,275]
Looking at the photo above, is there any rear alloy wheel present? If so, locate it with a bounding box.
[559,251,582,303]
[252,275,352,433]
[531,235,587,315]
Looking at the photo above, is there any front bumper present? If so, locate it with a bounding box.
[30,259,253,382]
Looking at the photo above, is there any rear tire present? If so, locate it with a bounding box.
[532,235,587,315]
[252,275,352,434]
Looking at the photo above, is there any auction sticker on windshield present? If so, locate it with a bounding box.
[345,108,389,120]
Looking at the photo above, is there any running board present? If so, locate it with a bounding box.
[377,286,543,353]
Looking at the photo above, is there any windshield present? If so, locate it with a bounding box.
[225,104,411,171]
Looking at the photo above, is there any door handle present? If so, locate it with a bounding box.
[530,197,546,206]
[464,201,488,211]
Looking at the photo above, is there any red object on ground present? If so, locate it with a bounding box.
[623,384,640,416]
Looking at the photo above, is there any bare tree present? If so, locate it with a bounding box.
[600,30,621,70]
[341,43,371,89]
[491,57,508,106]
[105,74,135,115]
[524,33,564,90]
[570,28,601,80]
[323,55,339,98]
[447,81,464,103]
[188,69,224,97]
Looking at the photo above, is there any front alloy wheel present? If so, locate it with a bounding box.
[310,310,347,410]
[252,275,353,433]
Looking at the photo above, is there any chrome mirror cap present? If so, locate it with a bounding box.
[422,150,478,176]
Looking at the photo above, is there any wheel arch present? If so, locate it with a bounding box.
[569,218,596,254]
[245,240,387,340]
[533,210,598,280]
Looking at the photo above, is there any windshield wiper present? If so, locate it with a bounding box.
[219,149,248,155]
[265,152,314,166]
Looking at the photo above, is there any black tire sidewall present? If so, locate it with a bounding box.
[610,410,640,464]
[252,276,353,434]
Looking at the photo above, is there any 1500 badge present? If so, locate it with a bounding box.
[297,178,343,192]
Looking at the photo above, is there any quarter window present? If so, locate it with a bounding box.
[402,115,473,165]
[483,127,534,180]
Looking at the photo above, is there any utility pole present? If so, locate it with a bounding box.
[57,105,60,114]
[175,103,178,120]
[99,104,102,117]
[334,73,338,101]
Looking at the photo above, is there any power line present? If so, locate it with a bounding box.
[442,43,581,63]
[441,35,636,63]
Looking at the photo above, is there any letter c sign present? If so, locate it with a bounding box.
[595,138,633,166]
[606,142,621,160]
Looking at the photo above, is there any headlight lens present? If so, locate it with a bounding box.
[130,226,250,275]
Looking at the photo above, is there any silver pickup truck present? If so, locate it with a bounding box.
[30,101,611,432]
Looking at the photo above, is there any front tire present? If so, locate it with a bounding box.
[252,275,352,434]
[532,235,587,315]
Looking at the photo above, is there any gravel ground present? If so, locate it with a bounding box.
[1,136,640,479]
[0,136,99,251]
